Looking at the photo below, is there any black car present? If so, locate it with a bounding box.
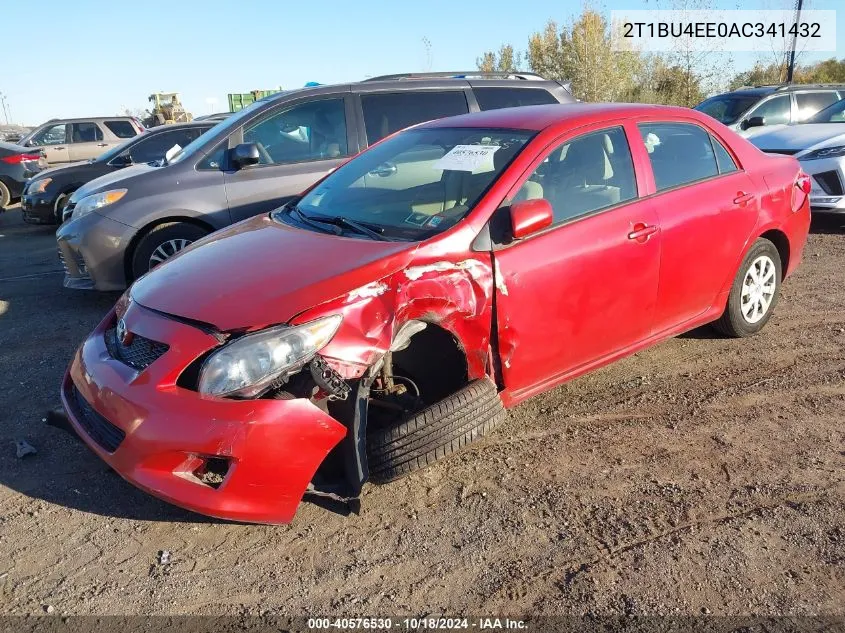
[0,142,47,210]
[21,121,213,224]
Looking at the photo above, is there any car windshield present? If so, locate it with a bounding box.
[275,127,535,241]
[694,94,761,124]
[807,98,845,123]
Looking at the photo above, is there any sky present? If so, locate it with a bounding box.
[1,0,842,126]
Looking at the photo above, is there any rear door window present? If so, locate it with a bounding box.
[638,123,719,191]
[710,135,738,174]
[473,87,558,111]
[795,92,840,121]
[104,120,138,138]
[70,122,104,143]
[361,91,469,144]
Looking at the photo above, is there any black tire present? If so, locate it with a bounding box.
[130,222,209,280]
[367,377,505,483]
[54,192,71,223]
[0,180,10,209]
[713,238,782,338]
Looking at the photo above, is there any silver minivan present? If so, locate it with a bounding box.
[694,84,845,137]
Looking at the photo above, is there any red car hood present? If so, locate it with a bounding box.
[130,215,414,331]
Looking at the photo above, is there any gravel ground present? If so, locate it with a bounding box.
[0,207,843,618]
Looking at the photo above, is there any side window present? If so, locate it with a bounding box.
[473,87,558,111]
[125,129,202,164]
[104,120,138,139]
[71,122,104,143]
[32,124,67,145]
[748,95,790,125]
[638,123,719,191]
[243,98,348,165]
[795,92,839,121]
[521,127,637,226]
[361,91,469,144]
[710,135,738,174]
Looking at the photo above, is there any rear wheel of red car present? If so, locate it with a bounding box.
[367,377,506,483]
[713,238,782,338]
[130,222,209,280]
[0,181,10,209]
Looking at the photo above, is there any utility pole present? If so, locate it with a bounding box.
[0,93,9,125]
[786,0,804,83]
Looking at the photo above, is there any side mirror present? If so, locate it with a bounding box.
[113,153,132,167]
[231,142,260,169]
[742,116,765,130]
[510,198,553,239]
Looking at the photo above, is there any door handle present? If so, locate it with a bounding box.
[628,224,659,241]
[97,143,108,147]
[54,147,65,150]
[368,162,397,177]
[733,191,754,205]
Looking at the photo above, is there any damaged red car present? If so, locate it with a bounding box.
[59,104,811,524]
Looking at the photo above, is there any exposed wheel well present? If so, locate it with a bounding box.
[124,216,215,284]
[760,229,790,279]
[390,322,469,405]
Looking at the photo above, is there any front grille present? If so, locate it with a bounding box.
[814,170,844,196]
[762,149,800,156]
[69,386,125,453]
[57,247,69,274]
[105,327,169,371]
[57,245,86,275]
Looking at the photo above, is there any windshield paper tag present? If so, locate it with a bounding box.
[433,145,500,172]
[164,144,182,162]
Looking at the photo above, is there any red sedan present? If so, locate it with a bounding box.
[59,104,811,524]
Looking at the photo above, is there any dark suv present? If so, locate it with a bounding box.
[57,72,573,291]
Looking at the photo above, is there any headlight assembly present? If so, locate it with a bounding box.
[198,315,343,398]
[29,178,52,194]
[72,189,127,220]
[801,145,845,161]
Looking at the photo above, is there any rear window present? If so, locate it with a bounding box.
[104,120,138,138]
[361,91,469,144]
[473,87,558,111]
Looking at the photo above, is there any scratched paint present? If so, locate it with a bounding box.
[404,259,488,281]
[346,281,389,302]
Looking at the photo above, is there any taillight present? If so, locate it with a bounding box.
[0,153,42,164]
[796,172,812,194]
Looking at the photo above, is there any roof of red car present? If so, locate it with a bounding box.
[422,103,695,131]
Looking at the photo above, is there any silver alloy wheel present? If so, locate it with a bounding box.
[148,238,192,269]
[740,254,776,324]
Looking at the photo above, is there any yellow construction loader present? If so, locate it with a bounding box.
[148,93,193,126]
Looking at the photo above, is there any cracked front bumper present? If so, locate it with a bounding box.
[60,301,347,524]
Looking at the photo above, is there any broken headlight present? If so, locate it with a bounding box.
[198,315,342,398]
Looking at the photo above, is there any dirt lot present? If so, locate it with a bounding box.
[0,206,843,618]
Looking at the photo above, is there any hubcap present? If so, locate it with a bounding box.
[148,238,192,270]
[740,255,776,324]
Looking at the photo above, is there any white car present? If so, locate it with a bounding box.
[749,99,845,213]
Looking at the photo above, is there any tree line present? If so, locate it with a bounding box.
[477,10,845,107]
